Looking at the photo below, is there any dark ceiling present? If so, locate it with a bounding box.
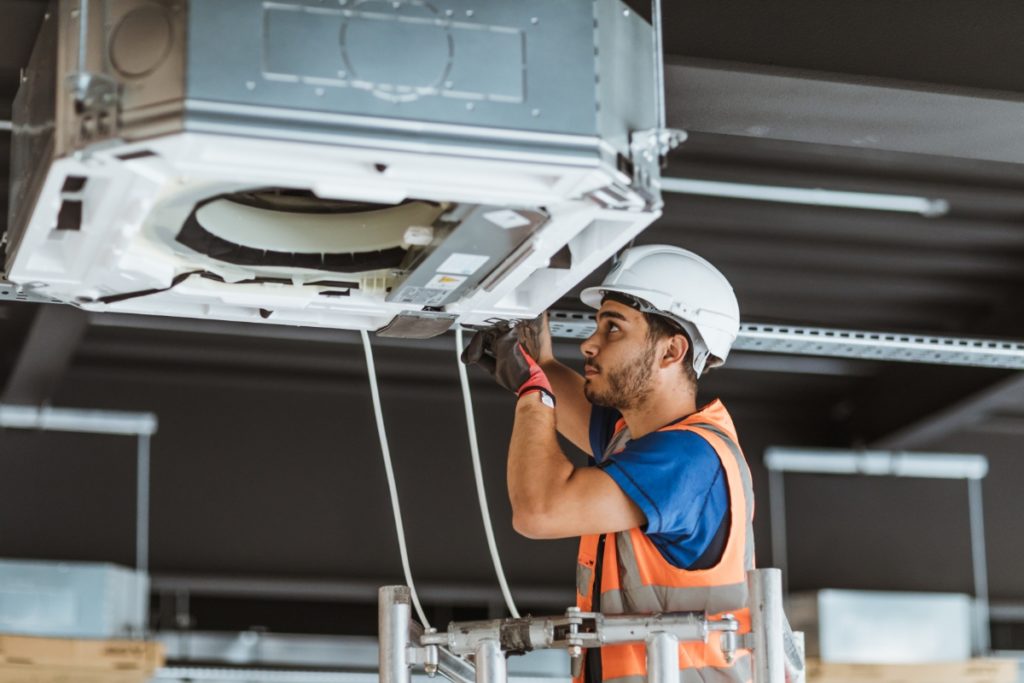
[1,0,1024,642]
[664,0,1024,93]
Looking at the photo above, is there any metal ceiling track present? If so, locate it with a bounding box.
[548,310,1024,370]
[3,283,1023,369]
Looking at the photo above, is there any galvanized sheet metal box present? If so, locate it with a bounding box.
[0,559,148,639]
[787,589,974,664]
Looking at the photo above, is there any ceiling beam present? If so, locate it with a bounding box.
[653,195,1024,251]
[2,304,89,405]
[838,361,1015,446]
[871,372,1024,449]
[151,572,571,608]
[667,58,1024,165]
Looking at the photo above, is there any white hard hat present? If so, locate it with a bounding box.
[580,245,740,378]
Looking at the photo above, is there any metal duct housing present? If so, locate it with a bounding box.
[5,0,661,336]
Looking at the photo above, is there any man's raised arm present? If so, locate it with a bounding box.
[518,315,594,456]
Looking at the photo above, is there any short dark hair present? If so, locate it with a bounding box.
[602,292,698,385]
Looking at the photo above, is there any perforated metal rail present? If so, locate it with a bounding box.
[4,283,1022,369]
[549,310,1024,370]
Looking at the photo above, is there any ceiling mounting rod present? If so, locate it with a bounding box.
[77,0,88,73]
[652,0,667,132]
[660,178,950,217]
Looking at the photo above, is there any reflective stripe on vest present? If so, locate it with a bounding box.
[576,400,755,683]
[604,653,753,683]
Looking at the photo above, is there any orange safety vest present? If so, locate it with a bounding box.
[575,399,755,683]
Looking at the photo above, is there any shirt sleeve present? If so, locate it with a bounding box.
[598,429,726,537]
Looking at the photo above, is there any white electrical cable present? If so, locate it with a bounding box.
[455,327,520,618]
[359,329,430,629]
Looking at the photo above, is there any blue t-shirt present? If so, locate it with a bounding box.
[588,404,729,570]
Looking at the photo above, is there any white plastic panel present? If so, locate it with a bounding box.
[7,133,656,332]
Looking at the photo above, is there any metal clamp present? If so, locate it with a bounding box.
[383,569,802,683]
[67,71,118,114]
[66,71,119,144]
[632,128,689,162]
[712,613,739,663]
[66,0,119,144]
[629,128,688,208]
[409,628,440,678]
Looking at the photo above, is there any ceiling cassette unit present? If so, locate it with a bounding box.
[5,0,666,337]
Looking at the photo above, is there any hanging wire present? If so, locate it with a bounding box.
[360,330,430,629]
[455,326,520,617]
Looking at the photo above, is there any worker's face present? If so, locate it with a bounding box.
[579,300,658,410]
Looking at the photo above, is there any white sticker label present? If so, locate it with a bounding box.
[394,286,448,306]
[425,273,467,291]
[437,253,490,276]
[483,209,532,229]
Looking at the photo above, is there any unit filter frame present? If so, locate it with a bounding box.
[5,0,663,335]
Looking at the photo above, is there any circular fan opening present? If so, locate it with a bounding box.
[175,189,446,273]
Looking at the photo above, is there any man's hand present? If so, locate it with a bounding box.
[465,313,594,455]
[461,322,555,403]
[517,313,553,364]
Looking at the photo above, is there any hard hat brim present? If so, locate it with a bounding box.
[580,285,673,314]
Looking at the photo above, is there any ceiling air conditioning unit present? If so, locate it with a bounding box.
[5,0,666,337]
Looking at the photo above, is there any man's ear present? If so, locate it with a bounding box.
[661,333,689,368]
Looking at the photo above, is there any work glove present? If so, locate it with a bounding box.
[461,321,555,406]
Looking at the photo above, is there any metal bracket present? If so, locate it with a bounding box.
[66,0,118,142]
[67,71,118,113]
[66,71,119,145]
[627,128,688,210]
[633,127,688,161]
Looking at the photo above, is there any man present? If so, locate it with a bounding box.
[463,245,754,683]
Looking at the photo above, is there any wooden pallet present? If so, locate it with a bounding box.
[806,658,1019,683]
[0,634,164,683]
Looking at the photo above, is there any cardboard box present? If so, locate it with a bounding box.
[806,658,1019,683]
[0,634,164,683]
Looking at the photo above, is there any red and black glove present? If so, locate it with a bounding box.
[461,321,555,406]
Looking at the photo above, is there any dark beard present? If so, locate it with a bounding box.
[583,341,657,411]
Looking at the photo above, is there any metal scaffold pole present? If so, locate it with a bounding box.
[475,640,506,683]
[379,586,412,683]
[136,433,151,575]
[967,477,991,654]
[646,632,681,683]
[379,569,802,683]
[749,569,786,683]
